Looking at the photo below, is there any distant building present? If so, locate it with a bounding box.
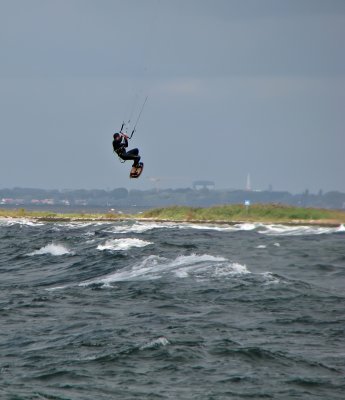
[1,198,25,205]
[31,199,55,205]
[193,180,215,190]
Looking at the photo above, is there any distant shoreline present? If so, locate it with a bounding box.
[1,216,344,227]
[1,204,345,227]
[35,217,343,227]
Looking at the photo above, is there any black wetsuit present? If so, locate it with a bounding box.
[112,134,141,167]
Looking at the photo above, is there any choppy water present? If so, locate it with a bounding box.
[1,218,345,399]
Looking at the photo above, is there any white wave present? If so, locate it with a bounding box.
[97,238,153,251]
[27,243,72,256]
[104,221,177,234]
[256,243,280,249]
[233,223,260,231]
[54,221,106,230]
[0,217,14,226]
[337,224,345,232]
[169,254,249,280]
[258,224,344,236]
[213,262,250,277]
[80,255,164,285]
[123,220,345,236]
[171,221,344,236]
[84,231,96,237]
[46,285,68,291]
[163,221,265,232]
[106,221,262,233]
[140,336,170,350]
[80,253,249,286]
[0,217,44,227]
[179,223,235,232]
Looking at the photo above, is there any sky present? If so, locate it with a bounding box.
[0,0,344,194]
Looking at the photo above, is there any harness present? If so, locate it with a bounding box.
[114,145,126,163]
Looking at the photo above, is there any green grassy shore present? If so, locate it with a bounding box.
[1,204,345,226]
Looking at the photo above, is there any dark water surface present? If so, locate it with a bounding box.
[1,218,344,399]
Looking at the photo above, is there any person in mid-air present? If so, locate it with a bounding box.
[112,132,142,168]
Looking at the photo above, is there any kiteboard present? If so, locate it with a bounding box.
[130,162,144,179]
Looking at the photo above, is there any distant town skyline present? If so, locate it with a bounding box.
[1,184,345,211]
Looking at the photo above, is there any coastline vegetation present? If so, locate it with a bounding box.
[1,204,345,225]
[140,204,345,224]
[0,208,128,220]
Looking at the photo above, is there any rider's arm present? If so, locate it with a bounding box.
[120,133,129,147]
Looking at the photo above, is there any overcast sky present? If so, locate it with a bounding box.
[1,0,344,193]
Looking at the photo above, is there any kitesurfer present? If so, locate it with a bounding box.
[112,132,142,168]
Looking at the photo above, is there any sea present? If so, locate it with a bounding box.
[0,217,345,400]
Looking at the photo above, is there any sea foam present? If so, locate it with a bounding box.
[140,336,170,350]
[97,238,153,251]
[79,253,249,286]
[0,217,44,227]
[27,243,72,256]
[101,220,345,236]
[258,224,344,236]
[105,222,175,234]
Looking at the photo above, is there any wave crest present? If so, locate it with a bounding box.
[97,238,153,251]
[27,243,72,256]
[80,253,249,286]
